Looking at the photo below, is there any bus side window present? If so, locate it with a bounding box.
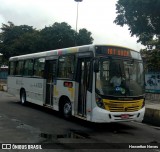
[24,59,33,76]
[15,61,24,75]
[58,55,75,79]
[33,58,45,78]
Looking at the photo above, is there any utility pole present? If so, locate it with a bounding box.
[74,0,83,46]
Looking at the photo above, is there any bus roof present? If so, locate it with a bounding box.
[9,44,139,61]
[9,44,93,61]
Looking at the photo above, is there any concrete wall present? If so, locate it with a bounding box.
[145,93,160,102]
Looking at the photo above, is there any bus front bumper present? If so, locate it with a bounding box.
[92,107,145,123]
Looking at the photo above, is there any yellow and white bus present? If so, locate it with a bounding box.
[7,44,145,123]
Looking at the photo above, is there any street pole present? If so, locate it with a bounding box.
[75,2,79,34]
[74,0,83,46]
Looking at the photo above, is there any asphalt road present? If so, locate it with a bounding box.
[0,91,160,152]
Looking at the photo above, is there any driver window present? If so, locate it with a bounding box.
[100,61,109,80]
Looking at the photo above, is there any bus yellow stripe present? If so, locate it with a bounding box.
[103,99,144,112]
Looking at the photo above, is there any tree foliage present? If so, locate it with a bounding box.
[140,46,160,72]
[40,22,76,50]
[0,21,93,61]
[114,0,160,46]
[0,22,39,60]
[114,0,160,71]
[77,28,93,45]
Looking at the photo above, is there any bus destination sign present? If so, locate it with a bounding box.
[107,48,129,57]
[96,46,131,57]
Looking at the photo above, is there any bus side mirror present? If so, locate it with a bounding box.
[94,59,99,73]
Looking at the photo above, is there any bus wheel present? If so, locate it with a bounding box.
[20,90,26,105]
[63,101,72,119]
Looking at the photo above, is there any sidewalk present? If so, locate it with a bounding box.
[143,99,160,126]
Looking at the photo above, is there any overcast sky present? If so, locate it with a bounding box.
[0,0,144,50]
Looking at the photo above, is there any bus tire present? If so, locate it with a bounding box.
[20,90,26,105]
[63,101,72,119]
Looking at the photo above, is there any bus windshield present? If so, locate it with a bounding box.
[96,58,145,97]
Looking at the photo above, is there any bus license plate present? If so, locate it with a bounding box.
[121,114,129,119]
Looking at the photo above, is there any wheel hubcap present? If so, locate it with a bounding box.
[64,103,71,115]
[21,93,25,104]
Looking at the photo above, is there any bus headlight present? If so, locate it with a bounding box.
[96,94,105,109]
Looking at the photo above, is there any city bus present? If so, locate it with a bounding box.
[7,44,145,123]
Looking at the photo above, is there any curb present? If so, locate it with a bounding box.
[143,107,160,127]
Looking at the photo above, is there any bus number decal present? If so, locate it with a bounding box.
[63,82,73,88]
[31,83,42,88]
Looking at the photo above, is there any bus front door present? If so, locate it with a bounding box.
[77,58,91,117]
[45,60,56,106]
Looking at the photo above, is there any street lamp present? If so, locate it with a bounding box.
[74,0,83,46]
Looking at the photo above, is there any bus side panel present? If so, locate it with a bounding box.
[7,76,23,98]
[53,80,93,120]
[22,77,45,106]
[53,80,76,115]
[7,76,45,106]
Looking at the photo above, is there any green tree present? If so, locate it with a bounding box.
[0,21,35,46]
[114,0,160,46]
[40,22,76,50]
[0,21,93,61]
[140,47,160,71]
[114,0,160,71]
[77,28,93,45]
[0,21,37,59]
[40,22,93,49]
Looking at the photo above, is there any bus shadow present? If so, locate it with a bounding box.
[11,100,138,134]
[10,100,62,118]
[71,117,137,135]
